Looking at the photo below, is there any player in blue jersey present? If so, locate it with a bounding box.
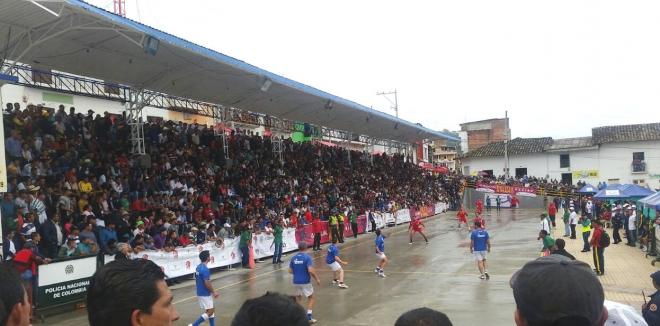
[289,241,321,324]
[326,239,349,288]
[374,229,388,278]
[470,221,491,280]
[189,250,219,326]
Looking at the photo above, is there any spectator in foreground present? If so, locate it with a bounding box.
[114,242,132,261]
[395,307,453,326]
[642,271,660,325]
[87,259,179,326]
[551,238,575,260]
[510,255,607,326]
[0,264,31,326]
[231,292,308,326]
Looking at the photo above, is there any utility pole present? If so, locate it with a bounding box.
[376,89,398,118]
[504,110,510,178]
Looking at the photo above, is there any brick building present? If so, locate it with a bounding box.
[460,117,510,152]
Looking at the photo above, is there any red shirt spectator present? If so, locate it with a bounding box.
[179,233,192,247]
[548,203,557,216]
[312,216,323,233]
[131,198,147,212]
[590,224,603,248]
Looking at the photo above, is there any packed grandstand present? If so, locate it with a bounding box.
[1,102,463,262]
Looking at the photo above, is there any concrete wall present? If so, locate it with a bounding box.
[462,153,549,179]
[598,141,660,188]
[0,84,215,126]
[462,188,544,210]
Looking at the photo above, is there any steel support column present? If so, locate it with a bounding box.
[126,89,149,155]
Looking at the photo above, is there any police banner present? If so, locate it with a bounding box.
[36,256,97,308]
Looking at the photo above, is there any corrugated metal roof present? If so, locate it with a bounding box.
[0,0,459,143]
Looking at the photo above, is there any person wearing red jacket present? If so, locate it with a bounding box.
[548,202,557,227]
[590,220,605,276]
[312,214,323,251]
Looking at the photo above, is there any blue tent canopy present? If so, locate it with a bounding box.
[577,184,598,194]
[594,184,655,200]
[639,192,660,210]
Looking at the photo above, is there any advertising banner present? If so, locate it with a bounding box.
[475,182,537,197]
[384,213,396,225]
[572,170,599,179]
[395,209,411,224]
[126,229,298,278]
[36,256,97,308]
[483,194,512,208]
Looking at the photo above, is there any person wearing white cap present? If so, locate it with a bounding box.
[627,205,637,247]
[569,207,578,239]
[605,300,647,326]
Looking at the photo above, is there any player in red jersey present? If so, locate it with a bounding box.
[457,207,468,229]
[475,199,484,215]
[472,214,485,231]
[409,216,429,244]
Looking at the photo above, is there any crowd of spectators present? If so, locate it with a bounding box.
[464,173,587,195]
[1,103,459,265]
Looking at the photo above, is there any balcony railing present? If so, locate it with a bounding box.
[631,161,646,173]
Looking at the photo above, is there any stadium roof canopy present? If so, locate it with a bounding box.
[0,0,459,143]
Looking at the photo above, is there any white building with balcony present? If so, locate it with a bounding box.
[459,123,660,190]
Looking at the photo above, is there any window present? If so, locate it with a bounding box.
[632,152,646,173]
[559,154,570,168]
[561,173,572,185]
[515,168,528,179]
[482,170,493,177]
[633,179,645,185]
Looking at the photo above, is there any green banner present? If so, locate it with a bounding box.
[43,92,74,105]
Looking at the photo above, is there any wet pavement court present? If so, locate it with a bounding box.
[49,208,545,326]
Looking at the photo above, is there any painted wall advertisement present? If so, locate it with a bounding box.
[572,170,599,179]
[36,256,97,308]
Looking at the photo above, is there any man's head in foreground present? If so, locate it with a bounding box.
[0,264,30,326]
[87,259,179,326]
[510,255,607,326]
[231,292,308,326]
[395,307,453,326]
